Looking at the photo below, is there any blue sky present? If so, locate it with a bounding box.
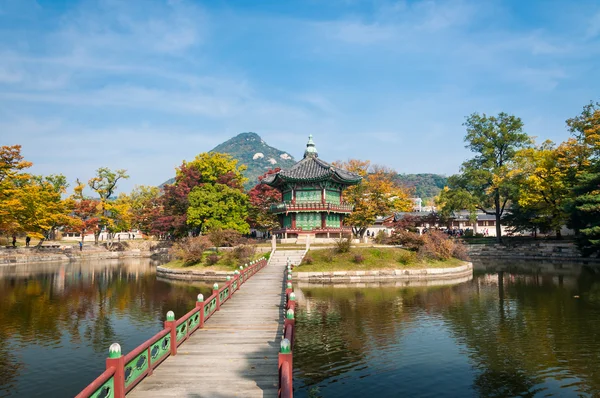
[1,0,599,193]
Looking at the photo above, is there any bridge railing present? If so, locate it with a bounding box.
[75,254,271,398]
[279,259,296,398]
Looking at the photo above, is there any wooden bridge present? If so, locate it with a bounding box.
[77,250,304,398]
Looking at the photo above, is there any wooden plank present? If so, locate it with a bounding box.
[127,252,295,398]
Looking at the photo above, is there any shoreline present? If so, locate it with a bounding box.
[0,249,166,266]
[157,260,473,283]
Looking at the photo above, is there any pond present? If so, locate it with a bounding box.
[293,266,600,397]
[0,258,215,397]
[1,258,600,397]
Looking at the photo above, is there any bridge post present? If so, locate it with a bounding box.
[164,311,177,356]
[214,283,220,311]
[106,343,125,398]
[196,294,205,328]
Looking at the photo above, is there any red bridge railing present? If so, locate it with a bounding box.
[75,254,271,398]
[279,260,296,398]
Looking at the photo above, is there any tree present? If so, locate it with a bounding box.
[564,102,600,255]
[334,160,412,238]
[123,185,161,236]
[0,145,33,233]
[187,183,250,234]
[508,141,573,237]
[441,112,531,242]
[247,169,282,233]
[10,174,73,242]
[87,168,129,244]
[184,152,247,190]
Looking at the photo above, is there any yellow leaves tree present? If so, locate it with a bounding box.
[184,152,247,190]
[334,160,412,238]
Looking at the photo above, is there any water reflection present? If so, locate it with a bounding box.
[0,258,215,398]
[294,266,600,397]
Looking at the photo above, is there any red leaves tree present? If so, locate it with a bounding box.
[247,169,282,233]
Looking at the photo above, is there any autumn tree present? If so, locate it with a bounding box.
[87,167,129,244]
[122,185,161,236]
[247,169,282,233]
[0,145,33,233]
[334,160,412,238]
[440,112,531,242]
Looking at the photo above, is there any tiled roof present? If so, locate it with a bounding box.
[262,156,362,186]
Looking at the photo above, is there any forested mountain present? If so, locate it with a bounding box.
[161,132,296,190]
[394,173,448,199]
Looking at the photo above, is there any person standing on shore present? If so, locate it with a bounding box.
[25,236,31,247]
[79,241,83,251]
[12,236,16,247]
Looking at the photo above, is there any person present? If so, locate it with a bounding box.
[25,236,31,247]
[12,235,16,247]
[79,241,83,251]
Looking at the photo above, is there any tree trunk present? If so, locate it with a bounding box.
[494,191,502,243]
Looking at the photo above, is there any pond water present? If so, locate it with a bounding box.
[293,267,600,397]
[0,258,215,398]
[2,259,600,397]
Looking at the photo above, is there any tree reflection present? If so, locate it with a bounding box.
[0,259,214,396]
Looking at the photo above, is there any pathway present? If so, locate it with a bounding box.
[128,249,305,398]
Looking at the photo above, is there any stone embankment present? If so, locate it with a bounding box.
[466,241,600,263]
[0,241,170,265]
[295,261,473,284]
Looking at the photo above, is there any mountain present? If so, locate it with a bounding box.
[161,132,297,190]
[212,132,297,189]
[394,173,448,200]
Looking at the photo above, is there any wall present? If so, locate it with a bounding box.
[466,241,600,263]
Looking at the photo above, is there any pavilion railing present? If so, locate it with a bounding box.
[279,260,296,398]
[75,253,272,398]
[270,201,354,214]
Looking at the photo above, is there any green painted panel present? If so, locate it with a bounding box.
[233,280,238,291]
[283,215,292,228]
[188,310,200,330]
[149,334,170,366]
[205,297,217,316]
[326,213,340,228]
[326,190,341,204]
[176,321,187,342]
[283,191,292,202]
[124,351,148,388]
[90,376,114,398]
[296,189,320,203]
[219,288,229,303]
[297,212,321,230]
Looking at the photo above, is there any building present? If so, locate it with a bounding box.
[262,135,362,243]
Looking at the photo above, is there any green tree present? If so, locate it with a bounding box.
[565,102,600,255]
[441,112,531,241]
[187,183,250,234]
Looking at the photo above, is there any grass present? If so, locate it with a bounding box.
[162,250,267,272]
[295,247,464,272]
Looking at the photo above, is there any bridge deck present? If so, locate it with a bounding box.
[128,258,288,398]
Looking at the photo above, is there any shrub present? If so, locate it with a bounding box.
[171,236,211,265]
[301,254,313,265]
[323,250,334,263]
[205,254,220,265]
[334,237,352,254]
[374,230,388,244]
[224,244,256,266]
[418,230,468,261]
[207,229,244,250]
[353,253,365,264]
[389,230,424,251]
[397,250,416,265]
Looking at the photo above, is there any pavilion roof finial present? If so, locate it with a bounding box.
[304,134,318,158]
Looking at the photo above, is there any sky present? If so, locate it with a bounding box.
[1,0,599,194]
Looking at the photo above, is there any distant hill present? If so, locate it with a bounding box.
[161,132,297,191]
[394,173,448,199]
